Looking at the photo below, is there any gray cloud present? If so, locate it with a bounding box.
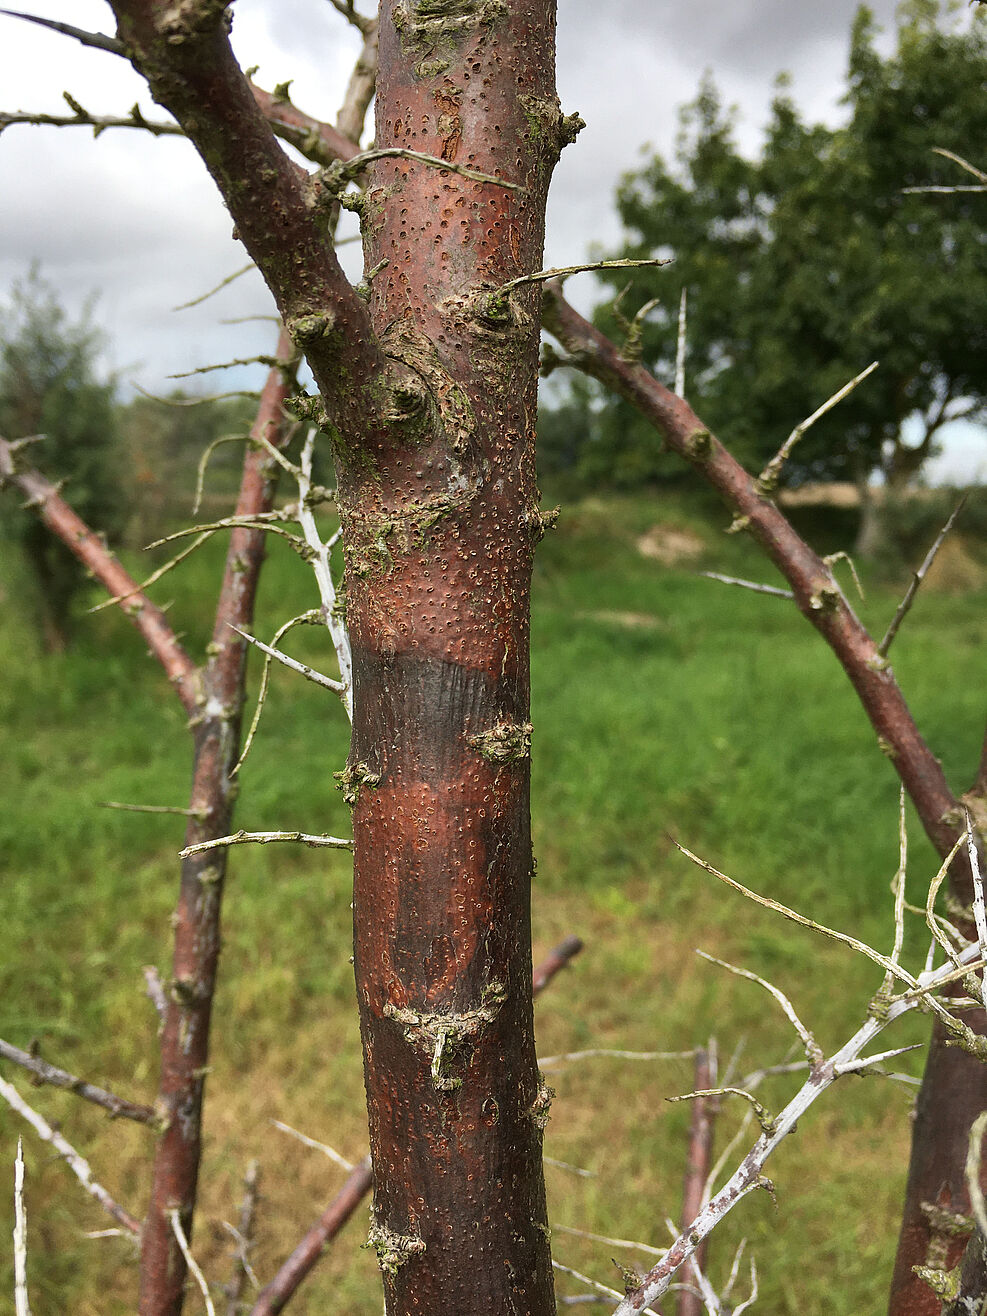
[1,0,982,481]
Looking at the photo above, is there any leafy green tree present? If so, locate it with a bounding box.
[583,1,987,549]
[0,269,126,650]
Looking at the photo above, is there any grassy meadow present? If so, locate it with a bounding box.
[1,485,985,1314]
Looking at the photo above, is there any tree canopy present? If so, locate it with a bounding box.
[566,1,987,497]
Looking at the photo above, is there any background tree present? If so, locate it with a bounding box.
[580,0,987,550]
[0,268,126,650]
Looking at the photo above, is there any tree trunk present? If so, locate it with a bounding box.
[888,1015,987,1316]
[854,478,888,561]
[334,4,569,1310]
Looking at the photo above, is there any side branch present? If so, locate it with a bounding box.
[0,1039,157,1125]
[0,8,363,169]
[541,287,969,890]
[107,1,390,436]
[0,436,198,713]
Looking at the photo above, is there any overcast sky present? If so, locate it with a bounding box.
[0,1,983,479]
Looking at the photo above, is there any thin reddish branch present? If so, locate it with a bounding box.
[247,81,358,167]
[542,286,968,890]
[249,936,584,1316]
[0,8,362,169]
[0,1038,156,1125]
[541,288,987,1316]
[138,335,299,1316]
[677,1049,715,1316]
[106,0,390,440]
[532,933,584,994]
[0,436,198,712]
[249,1157,372,1316]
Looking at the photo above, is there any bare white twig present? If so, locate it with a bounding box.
[232,608,323,775]
[14,1139,31,1316]
[967,810,987,1026]
[0,1075,140,1235]
[609,860,987,1316]
[544,1156,596,1178]
[179,830,353,859]
[100,800,202,818]
[924,832,971,973]
[695,952,821,1065]
[498,258,671,298]
[822,550,865,602]
[144,965,167,1024]
[193,433,252,515]
[554,1262,661,1315]
[553,1222,664,1258]
[832,1043,923,1076]
[881,789,908,1000]
[88,530,213,613]
[169,1209,216,1316]
[731,1261,759,1316]
[756,362,879,494]
[675,288,688,397]
[297,430,353,720]
[231,625,345,695]
[224,1158,261,1315]
[539,1048,695,1069]
[667,1086,775,1136]
[174,262,256,312]
[903,148,987,192]
[664,1217,722,1314]
[271,1120,355,1171]
[324,146,525,192]
[674,841,918,989]
[699,572,794,600]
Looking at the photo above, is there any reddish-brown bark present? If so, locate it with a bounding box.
[138,337,297,1315]
[108,0,395,439]
[250,937,583,1316]
[324,4,567,1309]
[541,286,987,1316]
[889,1015,987,1316]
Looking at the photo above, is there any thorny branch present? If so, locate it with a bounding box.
[878,495,968,657]
[609,835,987,1316]
[541,285,973,893]
[0,1039,156,1125]
[0,435,198,711]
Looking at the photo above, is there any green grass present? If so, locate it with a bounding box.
[0,490,984,1313]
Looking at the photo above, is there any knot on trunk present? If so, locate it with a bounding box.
[468,719,533,765]
[366,1221,427,1275]
[384,982,507,1090]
